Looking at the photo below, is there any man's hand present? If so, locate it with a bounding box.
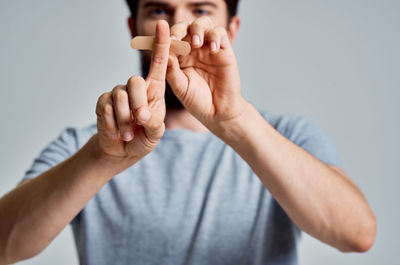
[166,17,248,130]
[94,20,170,165]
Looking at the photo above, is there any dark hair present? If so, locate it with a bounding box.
[125,0,240,21]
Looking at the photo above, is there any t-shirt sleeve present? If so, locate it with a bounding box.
[21,128,80,182]
[261,111,342,167]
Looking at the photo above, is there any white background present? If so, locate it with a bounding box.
[0,0,399,264]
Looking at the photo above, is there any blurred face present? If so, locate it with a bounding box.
[130,0,233,108]
[136,0,229,35]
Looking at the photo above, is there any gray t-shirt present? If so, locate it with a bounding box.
[22,110,341,265]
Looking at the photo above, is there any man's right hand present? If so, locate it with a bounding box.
[94,20,170,165]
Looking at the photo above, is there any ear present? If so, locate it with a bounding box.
[127,16,136,38]
[227,15,240,44]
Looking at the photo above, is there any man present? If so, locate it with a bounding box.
[0,0,376,264]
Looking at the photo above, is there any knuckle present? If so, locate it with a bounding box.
[111,84,124,93]
[152,53,168,66]
[113,89,128,104]
[127,75,145,88]
[215,26,227,36]
[102,103,114,116]
[179,21,189,27]
[191,17,213,33]
[198,16,212,25]
[208,30,219,40]
[205,16,213,25]
[96,92,111,115]
[98,92,110,102]
[190,21,202,32]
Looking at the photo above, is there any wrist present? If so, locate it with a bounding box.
[209,101,259,143]
[85,135,138,177]
[210,103,277,160]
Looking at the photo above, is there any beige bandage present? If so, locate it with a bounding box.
[131,36,191,56]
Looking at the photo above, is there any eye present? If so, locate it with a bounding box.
[150,8,167,17]
[194,8,209,16]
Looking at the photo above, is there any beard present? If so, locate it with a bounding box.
[140,51,184,109]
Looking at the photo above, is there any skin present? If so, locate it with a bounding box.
[0,0,376,263]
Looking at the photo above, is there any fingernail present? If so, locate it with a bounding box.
[211,42,217,52]
[192,34,200,46]
[139,108,151,122]
[122,131,133,141]
[170,35,177,40]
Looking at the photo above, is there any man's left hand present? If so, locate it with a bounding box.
[166,17,249,130]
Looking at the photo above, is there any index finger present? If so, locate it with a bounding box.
[147,20,171,83]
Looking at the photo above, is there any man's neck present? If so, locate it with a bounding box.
[165,109,209,133]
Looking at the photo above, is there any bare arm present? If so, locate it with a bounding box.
[214,104,377,252]
[0,136,125,264]
[166,18,376,252]
[0,20,171,264]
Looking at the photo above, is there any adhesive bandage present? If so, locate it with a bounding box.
[131,36,191,56]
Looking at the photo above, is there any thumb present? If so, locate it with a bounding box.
[166,54,189,102]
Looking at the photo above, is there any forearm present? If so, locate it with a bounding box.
[213,103,376,252]
[0,135,130,264]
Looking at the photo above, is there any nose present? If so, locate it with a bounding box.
[170,8,193,26]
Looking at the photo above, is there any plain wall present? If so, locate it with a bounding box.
[0,0,399,264]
